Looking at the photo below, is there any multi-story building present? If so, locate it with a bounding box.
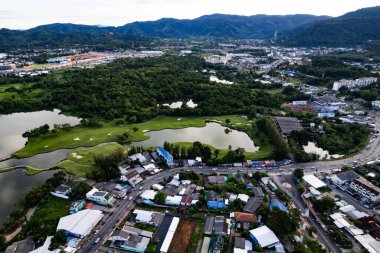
[332,77,377,91]
[350,178,380,203]
[86,188,116,206]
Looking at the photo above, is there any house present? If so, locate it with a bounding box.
[70,200,86,214]
[133,209,164,227]
[157,146,174,166]
[204,216,228,236]
[111,226,152,253]
[249,226,284,252]
[206,176,226,185]
[234,237,253,253]
[351,177,380,202]
[243,197,263,213]
[331,171,358,186]
[209,235,224,253]
[230,212,256,230]
[120,170,143,187]
[51,184,71,199]
[253,187,265,198]
[86,188,116,206]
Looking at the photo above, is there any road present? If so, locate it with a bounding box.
[80,111,380,252]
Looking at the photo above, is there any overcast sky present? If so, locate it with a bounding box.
[1,0,379,29]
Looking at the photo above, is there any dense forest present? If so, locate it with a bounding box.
[0,56,309,121]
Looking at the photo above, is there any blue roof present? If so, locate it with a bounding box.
[270,201,288,212]
[157,146,173,160]
[247,182,253,189]
[207,201,227,209]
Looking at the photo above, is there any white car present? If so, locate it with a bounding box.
[212,168,217,171]
[94,238,100,244]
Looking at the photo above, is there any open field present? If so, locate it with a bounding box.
[14,115,272,160]
[187,219,205,253]
[169,219,196,253]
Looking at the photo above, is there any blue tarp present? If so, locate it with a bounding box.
[123,185,130,190]
[247,182,253,189]
[270,201,288,212]
[207,201,227,209]
[252,161,259,167]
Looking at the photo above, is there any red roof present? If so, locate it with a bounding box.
[181,195,193,204]
[85,202,95,209]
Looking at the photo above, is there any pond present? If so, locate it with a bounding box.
[0,109,81,158]
[131,122,259,152]
[0,169,59,227]
[303,142,343,160]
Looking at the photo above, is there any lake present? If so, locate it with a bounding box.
[0,109,81,158]
[132,122,259,152]
[0,169,59,226]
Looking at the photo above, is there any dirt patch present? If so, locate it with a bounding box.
[169,219,196,253]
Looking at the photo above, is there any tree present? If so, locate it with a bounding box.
[154,191,166,205]
[214,149,220,158]
[133,127,139,132]
[266,208,294,238]
[72,181,91,199]
[225,119,231,125]
[313,196,336,214]
[293,168,304,180]
[50,229,67,250]
[0,235,6,251]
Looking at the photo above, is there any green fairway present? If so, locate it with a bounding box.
[56,142,127,178]
[14,115,273,160]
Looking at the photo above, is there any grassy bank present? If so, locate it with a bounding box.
[0,166,43,175]
[56,142,127,178]
[14,115,273,160]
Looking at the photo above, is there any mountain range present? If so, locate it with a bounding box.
[0,6,379,50]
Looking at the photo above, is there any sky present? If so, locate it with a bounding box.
[1,0,380,29]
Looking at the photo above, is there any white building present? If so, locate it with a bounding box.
[249,226,284,252]
[86,188,116,206]
[302,174,326,189]
[57,209,103,238]
[350,178,380,202]
[332,77,377,91]
[160,217,180,253]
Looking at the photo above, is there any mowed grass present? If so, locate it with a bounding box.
[14,115,273,160]
[56,142,127,178]
[0,166,43,175]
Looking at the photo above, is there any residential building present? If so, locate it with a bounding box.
[332,77,377,91]
[120,170,143,187]
[351,177,380,202]
[86,188,116,206]
[51,184,71,199]
[205,176,226,185]
[157,146,174,166]
[111,226,152,253]
[204,216,228,236]
[234,237,253,253]
[243,197,263,213]
[133,209,164,227]
[160,217,179,253]
[331,170,359,186]
[5,237,35,253]
[249,226,284,252]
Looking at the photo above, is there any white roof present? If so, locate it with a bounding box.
[169,178,181,187]
[355,234,380,253]
[330,212,344,220]
[129,153,146,162]
[85,188,98,198]
[29,236,53,253]
[57,209,103,237]
[165,195,182,205]
[347,226,364,236]
[152,184,164,191]
[143,163,156,171]
[133,209,153,222]
[140,190,157,200]
[237,194,250,203]
[340,205,356,213]
[347,210,368,220]
[303,174,326,189]
[229,194,238,202]
[249,226,279,248]
[181,180,192,185]
[160,217,179,253]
